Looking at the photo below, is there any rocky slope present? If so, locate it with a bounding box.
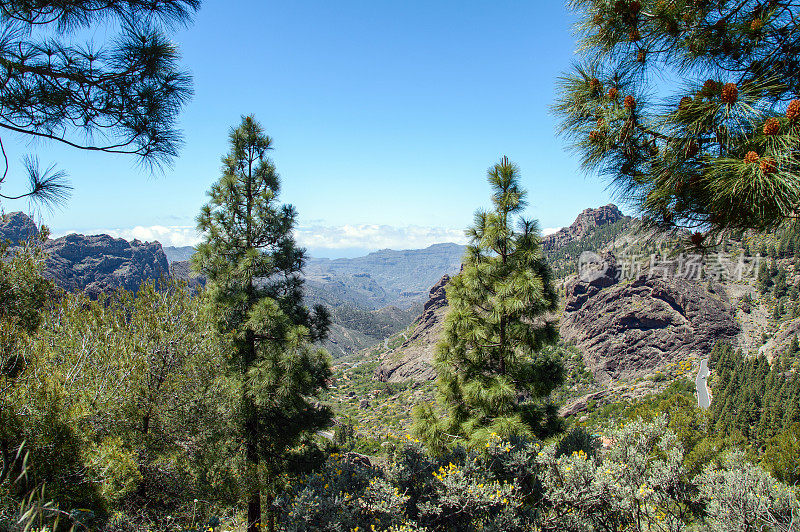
[560,255,739,383]
[374,275,450,382]
[1,212,170,298]
[542,204,629,251]
[370,204,743,387]
[0,211,39,245]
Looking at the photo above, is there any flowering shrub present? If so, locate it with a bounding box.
[276,418,799,531]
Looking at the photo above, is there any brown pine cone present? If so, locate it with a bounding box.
[744,151,759,164]
[763,117,780,136]
[721,83,738,104]
[787,99,800,121]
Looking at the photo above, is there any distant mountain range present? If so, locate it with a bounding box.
[165,242,466,357]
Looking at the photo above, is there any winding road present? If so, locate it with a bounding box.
[696,358,711,409]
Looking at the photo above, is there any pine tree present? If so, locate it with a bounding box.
[554,1,800,238]
[412,156,563,451]
[194,116,331,532]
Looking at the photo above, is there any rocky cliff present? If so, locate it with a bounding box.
[542,204,629,251]
[0,211,40,245]
[1,212,170,298]
[560,256,739,382]
[374,274,451,382]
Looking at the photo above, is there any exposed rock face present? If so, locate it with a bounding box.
[374,275,450,382]
[1,211,170,298]
[45,233,170,298]
[170,260,206,290]
[560,255,739,383]
[0,211,40,245]
[542,204,628,251]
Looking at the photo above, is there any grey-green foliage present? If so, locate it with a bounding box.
[698,451,799,532]
[277,417,800,531]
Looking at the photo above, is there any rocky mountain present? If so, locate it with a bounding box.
[0,211,39,245]
[163,245,196,263]
[169,260,205,290]
[304,243,465,309]
[370,203,745,388]
[560,255,739,383]
[1,212,169,298]
[165,243,462,357]
[542,204,629,251]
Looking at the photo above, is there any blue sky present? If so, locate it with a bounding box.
[1,1,618,258]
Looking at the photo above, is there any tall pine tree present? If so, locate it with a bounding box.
[193,116,331,532]
[413,156,563,451]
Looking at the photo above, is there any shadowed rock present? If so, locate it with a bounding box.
[560,254,739,383]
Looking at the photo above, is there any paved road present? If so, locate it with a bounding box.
[696,358,710,409]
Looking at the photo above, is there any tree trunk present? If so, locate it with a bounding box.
[266,492,275,532]
[244,328,261,532]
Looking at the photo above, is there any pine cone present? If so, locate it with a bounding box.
[589,77,601,94]
[686,141,699,157]
[721,83,738,104]
[760,157,777,175]
[744,151,760,164]
[637,50,646,62]
[608,87,619,100]
[629,29,641,42]
[624,95,637,110]
[750,18,763,31]
[679,96,693,111]
[787,99,800,121]
[690,232,704,247]
[763,117,780,136]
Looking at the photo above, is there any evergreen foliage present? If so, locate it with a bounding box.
[555,0,800,237]
[0,0,197,205]
[708,342,800,449]
[2,279,230,530]
[412,157,563,451]
[193,115,332,532]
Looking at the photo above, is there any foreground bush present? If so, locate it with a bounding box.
[277,417,799,531]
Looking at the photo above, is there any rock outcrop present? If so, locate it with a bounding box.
[374,275,450,382]
[0,211,40,245]
[1,212,170,298]
[560,255,739,382]
[170,259,206,290]
[542,204,629,251]
[45,233,170,298]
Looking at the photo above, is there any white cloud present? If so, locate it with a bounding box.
[541,227,561,236]
[294,224,467,250]
[55,223,468,251]
[57,225,202,247]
